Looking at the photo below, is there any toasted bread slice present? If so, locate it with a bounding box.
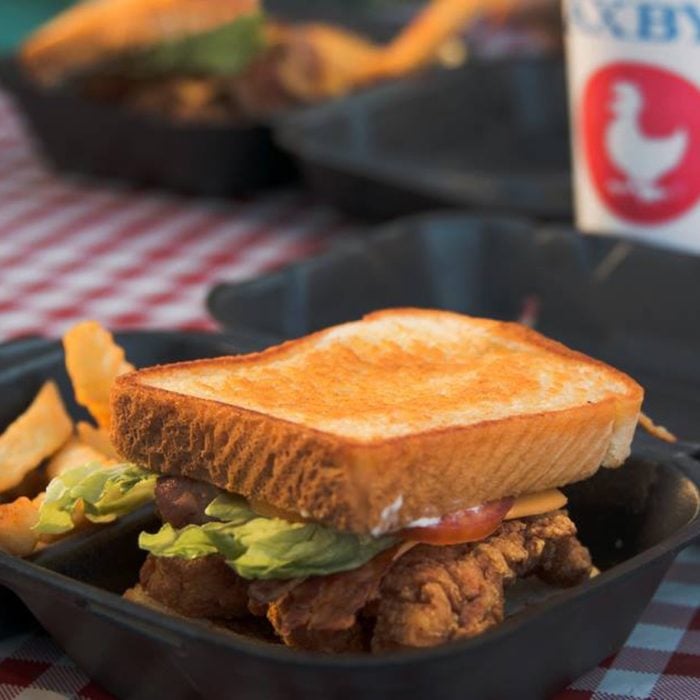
[111,309,643,535]
[22,0,259,85]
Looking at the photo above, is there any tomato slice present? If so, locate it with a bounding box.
[401,498,515,545]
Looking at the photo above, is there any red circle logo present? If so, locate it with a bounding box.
[582,62,700,224]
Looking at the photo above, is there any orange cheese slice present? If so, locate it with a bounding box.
[505,489,568,521]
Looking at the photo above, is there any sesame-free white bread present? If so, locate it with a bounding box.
[111,309,643,534]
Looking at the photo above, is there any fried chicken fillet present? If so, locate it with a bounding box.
[237,511,590,652]
[136,501,591,653]
[371,511,591,651]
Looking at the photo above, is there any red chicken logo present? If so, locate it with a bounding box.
[582,63,700,224]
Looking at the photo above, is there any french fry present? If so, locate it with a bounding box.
[358,0,515,84]
[0,497,40,556]
[0,322,132,557]
[46,436,115,480]
[0,381,73,493]
[273,0,504,101]
[271,23,382,101]
[76,421,120,460]
[63,321,134,430]
[639,413,677,443]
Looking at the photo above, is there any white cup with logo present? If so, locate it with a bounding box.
[564,0,700,253]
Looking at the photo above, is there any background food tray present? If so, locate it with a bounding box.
[208,212,700,442]
[274,58,571,220]
[0,0,425,198]
[0,59,296,197]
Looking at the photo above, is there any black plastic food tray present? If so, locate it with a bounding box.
[208,212,700,442]
[0,436,697,699]
[0,58,296,196]
[275,58,571,220]
[0,0,416,198]
[0,317,696,699]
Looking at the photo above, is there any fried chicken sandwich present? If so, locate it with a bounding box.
[101,309,642,652]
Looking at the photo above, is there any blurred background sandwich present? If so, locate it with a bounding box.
[17,0,560,121]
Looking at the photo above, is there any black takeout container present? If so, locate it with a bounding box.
[208,212,700,443]
[0,0,421,198]
[0,58,296,196]
[0,0,418,197]
[274,58,571,220]
[0,321,696,699]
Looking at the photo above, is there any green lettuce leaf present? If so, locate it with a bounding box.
[204,493,255,524]
[35,462,157,535]
[119,13,266,77]
[139,493,396,580]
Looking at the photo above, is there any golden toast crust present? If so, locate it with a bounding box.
[111,309,643,534]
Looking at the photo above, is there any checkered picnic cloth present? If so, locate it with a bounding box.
[0,92,353,340]
[0,89,697,700]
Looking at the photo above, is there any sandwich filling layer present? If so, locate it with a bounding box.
[140,480,396,580]
[134,489,594,652]
[33,464,572,581]
[138,476,571,580]
[31,464,594,651]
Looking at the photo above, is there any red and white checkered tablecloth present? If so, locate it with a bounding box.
[0,93,355,340]
[0,90,698,700]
